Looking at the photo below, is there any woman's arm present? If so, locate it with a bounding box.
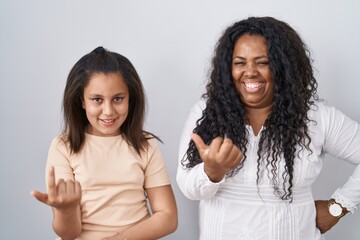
[320,104,360,211]
[176,99,219,200]
[315,103,360,232]
[177,99,243,200]
[102,185,177,240]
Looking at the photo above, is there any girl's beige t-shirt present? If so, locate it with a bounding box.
[46,133,170,239]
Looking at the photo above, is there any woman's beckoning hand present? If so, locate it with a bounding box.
[191,133,243,182]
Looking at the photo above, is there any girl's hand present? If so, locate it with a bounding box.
[101,232,123,240]
[31,166,81,210]
[192,133,243,182]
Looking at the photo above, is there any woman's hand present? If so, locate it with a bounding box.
[315,200,345,233]
[31,166,81,210]
[191,133,243,182]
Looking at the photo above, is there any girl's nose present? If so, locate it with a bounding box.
[103,102,114,115]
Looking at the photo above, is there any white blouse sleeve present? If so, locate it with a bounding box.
[176,99,225,200]
[318,102,360,213]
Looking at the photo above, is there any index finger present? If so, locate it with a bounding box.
[47,166,57,197]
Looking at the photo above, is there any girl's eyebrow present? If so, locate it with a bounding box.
[86,94,102,98]
[87,92,127,98]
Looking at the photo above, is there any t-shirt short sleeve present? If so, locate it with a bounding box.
[46,137,74,185]
[143,138,170,188]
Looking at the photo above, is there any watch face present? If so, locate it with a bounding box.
[329,203,343,217]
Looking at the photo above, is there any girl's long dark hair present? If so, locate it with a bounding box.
[183,17,318,200]
[62,46,159,155]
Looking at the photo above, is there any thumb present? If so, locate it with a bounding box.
[31,190,49,205]
[191,133,208,154]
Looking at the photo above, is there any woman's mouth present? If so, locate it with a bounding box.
[243,82,264,89]
[242,82,264,93]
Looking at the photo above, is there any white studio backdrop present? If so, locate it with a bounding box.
[0,0,359,239]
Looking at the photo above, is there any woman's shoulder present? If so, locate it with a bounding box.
[193,97,207,110]
[309,100,346,120]
[309,100,335,118]
[308,99,355,133]
[184,97,207,119]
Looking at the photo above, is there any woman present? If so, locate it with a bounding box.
[177,16,360,240]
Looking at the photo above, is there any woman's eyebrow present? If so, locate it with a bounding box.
[233,55,268,60]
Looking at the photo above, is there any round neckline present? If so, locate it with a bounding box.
[85,132,123,140]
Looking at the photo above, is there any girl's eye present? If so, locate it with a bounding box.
[257,61,269,65]
[114,97,124,102]
[92,98,103,103]
[234,62,245,65]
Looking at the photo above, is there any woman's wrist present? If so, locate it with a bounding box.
[204,165,226,183]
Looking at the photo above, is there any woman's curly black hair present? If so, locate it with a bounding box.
[183,16,319,200]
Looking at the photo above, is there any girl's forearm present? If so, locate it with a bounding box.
[119,210,177,240]
[52,206,82,240]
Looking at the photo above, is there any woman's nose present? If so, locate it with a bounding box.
[244,63,258,77]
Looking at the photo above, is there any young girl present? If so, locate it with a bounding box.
[31,46,178,240]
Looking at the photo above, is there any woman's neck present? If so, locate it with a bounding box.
[246,105,272,136]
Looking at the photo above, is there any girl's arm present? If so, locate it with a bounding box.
[32,167,82,240]
[102,185,177,240]
[51,204,82,240]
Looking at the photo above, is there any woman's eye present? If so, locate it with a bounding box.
[234,62,245,65]
[257,61,269,65]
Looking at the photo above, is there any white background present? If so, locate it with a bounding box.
[0,0,359,239]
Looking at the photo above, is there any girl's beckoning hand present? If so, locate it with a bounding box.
[31,167,81,210]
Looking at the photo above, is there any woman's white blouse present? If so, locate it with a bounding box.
[176,99,360,240]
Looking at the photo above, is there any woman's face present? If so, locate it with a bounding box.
[231,34,274,110]
[82,72,129,137]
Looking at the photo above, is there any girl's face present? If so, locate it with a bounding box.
[231,34,274,110]
[82,72,129,137]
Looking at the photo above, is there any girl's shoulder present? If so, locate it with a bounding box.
[49,134,71,155]
[144,133,161,150]
[139,133,163,159]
